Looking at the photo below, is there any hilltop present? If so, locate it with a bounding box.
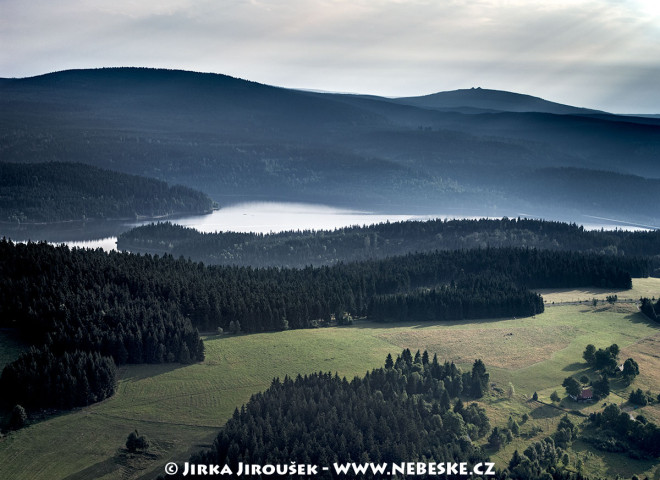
[394,87,605,114]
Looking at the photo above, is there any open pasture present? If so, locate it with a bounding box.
[1,280,659,479]
[536,276,660,304]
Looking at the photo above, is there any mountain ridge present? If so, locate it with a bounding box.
[1,67,607,115]
[2,67,660,225]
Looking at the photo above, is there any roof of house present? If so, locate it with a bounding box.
[579,387,593,399]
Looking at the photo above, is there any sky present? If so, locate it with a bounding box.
[1,0,659,113]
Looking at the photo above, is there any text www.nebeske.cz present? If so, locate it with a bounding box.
[175,461,496,476]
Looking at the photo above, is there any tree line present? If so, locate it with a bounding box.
[640,297,660,322]
[584,403,660,458]
[367,275,543,322]
[1,348,117,409]
[0,240,643,336]
[0,161,214,223]
[0,240,645,410]
[118,217,660,271]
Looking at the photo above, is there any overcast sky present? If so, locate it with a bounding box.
[1,0,659,113]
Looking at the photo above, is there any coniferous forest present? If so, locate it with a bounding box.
[4,68,660,226]
[1,348,118,409]
[0,238,647,410]
[118,218,660,272]
[2,65,660,480]
[165,350,610,480]
[168,350,493,479]
[0,161,215,223]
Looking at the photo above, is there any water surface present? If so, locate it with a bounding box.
[1,202,652,252]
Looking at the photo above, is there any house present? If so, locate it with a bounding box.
[570,387,594,402]
[577,387,593,402]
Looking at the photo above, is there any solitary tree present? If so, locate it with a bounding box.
[622,358,639,383]
[8,404,28,430]
[126,430,139,452]
[550,391,561,403]
[471,359,489,398]
[126,429,149,453]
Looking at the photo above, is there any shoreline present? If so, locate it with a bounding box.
[0,208,217,227]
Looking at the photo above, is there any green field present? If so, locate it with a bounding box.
[536,276,660,304]
[1,281,660,479]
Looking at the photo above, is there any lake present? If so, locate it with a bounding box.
[2,203,449,252]
[2,202,653,252]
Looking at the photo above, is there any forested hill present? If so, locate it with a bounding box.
[3,68,660,224]
[0,161,215,223]
[393,87,604,114]
[0,239,645,409]
[118,218,660,272]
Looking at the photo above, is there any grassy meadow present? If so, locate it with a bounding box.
[0,279,659,479]
[536,277,660,304]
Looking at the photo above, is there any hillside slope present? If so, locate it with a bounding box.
[2,68,660,223]
[0,161,214,223]
[393,87,605,114]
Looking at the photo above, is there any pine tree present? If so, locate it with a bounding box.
[385,353,394,369]
[126,430,139,452]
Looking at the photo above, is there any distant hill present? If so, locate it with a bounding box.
[0,161,215,223]
[2,67,660,224]
[118,217,660,271]
[393,87,604,114]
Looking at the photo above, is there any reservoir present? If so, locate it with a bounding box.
[1,202,652,252]
[2,202,445,252]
